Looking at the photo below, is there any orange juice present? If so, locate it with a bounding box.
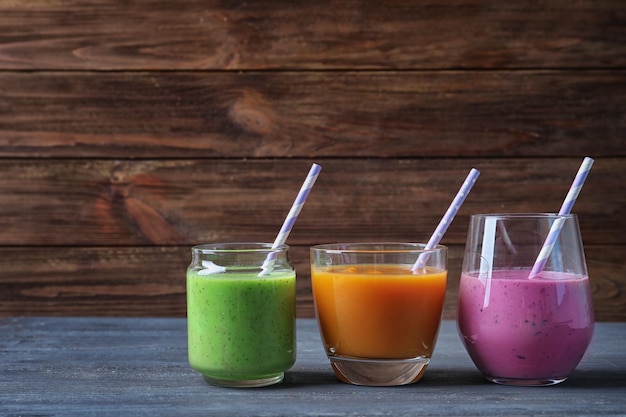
[311,264,447,359]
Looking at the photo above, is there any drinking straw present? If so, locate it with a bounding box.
[259,163,322,276]
[528,156,594,278]
[412,168,481,272]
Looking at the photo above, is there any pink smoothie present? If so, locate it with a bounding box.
[457,269,594,381]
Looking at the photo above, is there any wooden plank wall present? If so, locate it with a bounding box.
[0,1,625,320]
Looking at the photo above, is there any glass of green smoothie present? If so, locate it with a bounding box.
[186,243,296,387]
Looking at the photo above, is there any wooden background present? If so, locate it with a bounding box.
[0,1,624,320]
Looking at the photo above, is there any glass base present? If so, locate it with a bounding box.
[486,375,568,386]
[329,355,429,386]
[202,372,284,388]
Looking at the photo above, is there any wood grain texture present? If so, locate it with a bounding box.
[0,157,623,320]
[0,244,623,321]
[1,71,625,158]
[0,1,624,320]
[0,1,624,70]
[0,158,622,246]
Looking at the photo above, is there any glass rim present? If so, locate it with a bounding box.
[310,242,447,254]
[470,213,578,220]
[191,242,289,253]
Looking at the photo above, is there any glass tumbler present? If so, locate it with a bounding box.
[457,214,594,386]
[187,243,296,387]
[311,243,447,386]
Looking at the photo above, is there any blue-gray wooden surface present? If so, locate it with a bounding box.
[1,318,625,416]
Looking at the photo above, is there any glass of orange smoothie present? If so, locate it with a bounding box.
[310,243,447,386]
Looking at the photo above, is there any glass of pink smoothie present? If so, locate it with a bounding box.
[457,213,594,386]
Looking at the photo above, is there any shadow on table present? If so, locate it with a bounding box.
[278,368,488,389]
[565,369,626,389]
[423,369,626,389]
[276,368,626,390]
[418,369,488,386]
[280,369,338,388]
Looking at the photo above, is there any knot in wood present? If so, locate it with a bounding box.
[228,89,276,135]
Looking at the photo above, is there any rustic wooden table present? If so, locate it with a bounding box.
[1,318,624,416]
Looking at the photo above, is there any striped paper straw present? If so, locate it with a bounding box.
[259,163,322,276]
[528,156,594,278]
[412,168,480,272]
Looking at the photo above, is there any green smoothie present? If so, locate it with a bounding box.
[186,268,296,384]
